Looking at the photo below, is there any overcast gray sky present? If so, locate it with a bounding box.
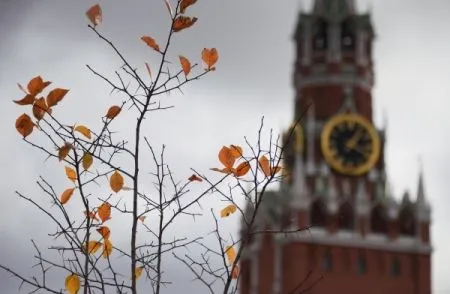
[1,0,450,293]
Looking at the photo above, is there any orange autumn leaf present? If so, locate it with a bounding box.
[210,167,234,174]
[138,216,146,222]
[218,146,237,169]
[65,273,80,294]
[201,48,219,71]
[26,76,51,96]
[135,266,145,280]
[229,145,243,158]
[96,226,111,240]
[46,88,69,108]
[98,202,111,223]
[58,142,73,161]
[188,174,202,182]
[83,241,102,254]
[220,204,237,218]
[234,161,250,177]
[14,94,35,105]
[141,36,160,52]
[110,170,124,193]
[180,0,197,13]
[102,238,113,259]
[84,210,99,221]
[145,62,152,80]
[231,265,239,279]
[82,152,93,170]
[74,125,92,139]
[172,16,197,32]
[65,166,77,182]
[179,56,191,77]
[86,4,102,26]
[106,105,121,120]
[32,97,50,121]
[60,188,75,205]
[225,246,236,264]
[15,113,35,138]
[258,155,271,177]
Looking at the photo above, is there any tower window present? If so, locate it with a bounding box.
[390,257,401,277]
[357,254,367,274]
[310,199,326,227]
[313,19,328,51]
[341,18,356,51]
[321,250,333,272]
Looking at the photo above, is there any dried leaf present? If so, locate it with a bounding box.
[58,142,73,161]
[180,0,197,13]
[15,113,35,138]
[141,36,160,52]
[86,4,102,26]
[14,94,35,105]
[96,226,111,240]
[234,161,250,177]
[231,265,239,279]
[74,125,92,139]
[258,155,271,177]
[65,166,77,182]
[210,167,234,174]
[102,238,113,259]
[83,241,102,254]
[110,171,124,193]
[218,146,236,169]
[27,76,51,96]
[220,204,237,218]
[179,56,191,77]
[172,16,197,32]
[145,62,152,80]
[65,273,80,294]
[188,174,202,182]
[135,266,144,280]
[229,145,243,158]
[82,152,93,170]
[32,97,50,121]
[138,216,146,222]
[84,210,99,221]
[225,246,236,264]
[60,188,75,205]
[46,88,69,107]
[201,48,219,70]
[106,105,121,120]
[98,202,111,223]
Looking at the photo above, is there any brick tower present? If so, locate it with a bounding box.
[239,1,432,294]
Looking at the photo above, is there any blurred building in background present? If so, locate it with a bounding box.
[240,0,432,293]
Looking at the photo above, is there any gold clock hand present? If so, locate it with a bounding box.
[346,128,364,149]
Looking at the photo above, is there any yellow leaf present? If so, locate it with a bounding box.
[60,188,75,205]
[179,56,191,76]
[225,246,236,264]
[135,266,144,280]
[83,241,102,254]
[82,152,93,170]
[65,273,80,294]
[141,36,160,52]
[102,238,113,259]
[98,202,111,223]
[106,105,121,120]
[74,125,92,139]
[180,0,197,13]
[15,113,35,138]
[220,204,237,218]
[65,166,77,182]
[218,146,236,170]
[46,88,69,108]
[110,171,124,193]
[58,142,73,161]
[86,4,102,26]
[96,226,111,240]
[201,48,219,71]
[258,155,271,177]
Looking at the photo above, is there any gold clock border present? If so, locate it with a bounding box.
[321,113,380,176]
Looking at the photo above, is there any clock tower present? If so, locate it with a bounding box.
[239,1,433,294]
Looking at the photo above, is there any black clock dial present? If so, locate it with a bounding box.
[328,121,374,168]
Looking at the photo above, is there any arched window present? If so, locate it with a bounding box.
[313,18,328,51]
[399,207,416,236]
[338,202,354,230]
[370,204,387,234]
[321,249,333,272]
[341,18,356,51]
[390,257,401,277]
[310,199,326,227]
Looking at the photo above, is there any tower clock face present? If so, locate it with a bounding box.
[321,114,380,176]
